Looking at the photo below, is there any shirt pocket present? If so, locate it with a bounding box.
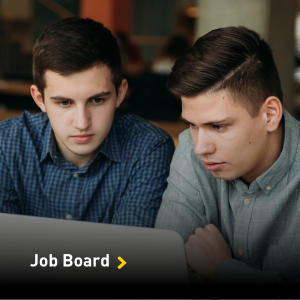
[263,238,300,280]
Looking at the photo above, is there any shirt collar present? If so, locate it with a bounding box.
[232,108,299,195]
[97,117,122,163]
[40,121,59,164]
[40,116,122,165]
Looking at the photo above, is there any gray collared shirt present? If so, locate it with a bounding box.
[155,108,300,285]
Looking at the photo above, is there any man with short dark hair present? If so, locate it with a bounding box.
[155,26,300,284]
[0,17,174,226]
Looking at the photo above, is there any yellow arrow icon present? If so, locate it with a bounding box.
[118,256,126,269]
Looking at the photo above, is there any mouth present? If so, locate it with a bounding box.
[71,134,95,144]
[202,161,225,171]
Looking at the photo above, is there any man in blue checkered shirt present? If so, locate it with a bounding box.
[0,17,174,226]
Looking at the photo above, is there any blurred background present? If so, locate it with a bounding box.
[0,0,299,146]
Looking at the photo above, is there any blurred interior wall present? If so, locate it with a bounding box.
[132,0,177,62]
[268,0,297,115]
[79,0,132,33]
[197,0,297,115]
[1,0,33,19]
[34,0,79,41]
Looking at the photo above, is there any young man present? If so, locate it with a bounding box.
[0,17,174,227]
[155,26,300,284]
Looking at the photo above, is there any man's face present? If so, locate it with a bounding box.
[181,89,270,183]
[32,65,127,169]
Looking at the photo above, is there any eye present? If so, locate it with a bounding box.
[58,100,71,106]
[91,98,105,104]
[213,125,227,131]
[190,123,197,129]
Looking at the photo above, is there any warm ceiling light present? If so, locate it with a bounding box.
[186,7,199,18]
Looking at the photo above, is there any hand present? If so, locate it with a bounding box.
[184,224,232,280]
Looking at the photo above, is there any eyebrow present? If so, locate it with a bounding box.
[50,91,111,102]
[180,116,233,126]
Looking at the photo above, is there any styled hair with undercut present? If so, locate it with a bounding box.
[33,17,123,98]
[166,26,283,117]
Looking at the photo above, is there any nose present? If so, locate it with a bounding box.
[194,128,216,157]
[72,105,91,131]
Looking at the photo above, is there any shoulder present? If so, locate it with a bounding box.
[0,111,49,149]
[171,128,196,169]
[0,111,48,133]
[283,110,300,165]
[115,114,174,149]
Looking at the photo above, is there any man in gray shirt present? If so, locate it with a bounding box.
[155,26,300,285]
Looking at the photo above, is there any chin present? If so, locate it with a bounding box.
[210,170,238,181]
[70,146,98,157]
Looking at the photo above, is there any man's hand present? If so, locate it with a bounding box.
[185,224,232,280]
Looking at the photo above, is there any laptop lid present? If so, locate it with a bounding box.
[0,213,189,285]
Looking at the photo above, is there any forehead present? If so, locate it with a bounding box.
[181,89,248,123]
[44,65,114,90]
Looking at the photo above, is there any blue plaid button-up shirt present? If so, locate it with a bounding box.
[0,111,174,226]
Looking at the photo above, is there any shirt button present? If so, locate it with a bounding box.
[237,249,244,256]
[66,214,72,220]
[243,198,250,205]
[73,173,78,178]
[266,185,271,190]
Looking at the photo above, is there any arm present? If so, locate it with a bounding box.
[157,173,294,285]
[184,223,296,285]
[155,131,214,284]
[111,136,174,227]
[0,146,21,214]
[155,166,210,284]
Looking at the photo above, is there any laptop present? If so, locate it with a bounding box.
[0,213,189,285]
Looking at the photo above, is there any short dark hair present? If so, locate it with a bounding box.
[166,26,283,117]
[33,17,122,98]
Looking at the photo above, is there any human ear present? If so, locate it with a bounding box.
[31,85,46,113]
[115,79,128,108]
[263,96,283,132]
